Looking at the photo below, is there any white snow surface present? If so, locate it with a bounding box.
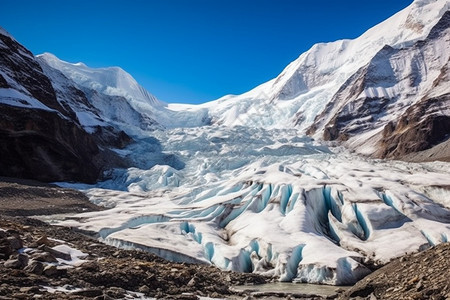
[40,0,450,286]
[37,53,210,131]
[58,127,450,285]
[0,88,57,111]
[201,0,450,130]
[38,53,161,108]
[52,244,88,266]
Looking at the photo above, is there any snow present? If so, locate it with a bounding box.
[38,53,161,108]
[52,244,88,266]
[57,126,450,285]
[0,88,57,111]
[12,0,450,286]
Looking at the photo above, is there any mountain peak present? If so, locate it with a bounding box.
[413,0,443,7]
[0,26,14,40]
[38,53,162,109]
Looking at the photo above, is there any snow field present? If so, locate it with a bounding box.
[35,0,450,286]
[58,127,450,285]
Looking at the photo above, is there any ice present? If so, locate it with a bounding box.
[53,125,450,285]
[45,0,450,286]
[0,88,58,112]
[52,244,88,266]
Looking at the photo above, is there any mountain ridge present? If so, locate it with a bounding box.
[1,0,450,288]
[1,0,449,177]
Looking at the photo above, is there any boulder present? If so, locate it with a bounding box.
[4,253,28,269]
[24,260,44,275]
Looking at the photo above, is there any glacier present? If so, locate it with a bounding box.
[57,126,450,285]
[45,0,450,286]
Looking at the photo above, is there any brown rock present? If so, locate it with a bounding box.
[19,286,41,294]
[31,251,58,263]
[0,242,13,259]
[43,265,58,276]
[34,235,51,246]
[10,293,28,299]
[81,260,99,272]
[138,285,150,293]
[105,287,126,298]
[24,260,44,275]
[7,236,23,250]
[38,245,71,260]
[71,289,103,297]
[4,253,28,269]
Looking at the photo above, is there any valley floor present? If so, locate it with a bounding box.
[0,177,102,217]
[0,178,450,300]
[1,178,450,300]
[55,126,450,286]
[0,179,270,299]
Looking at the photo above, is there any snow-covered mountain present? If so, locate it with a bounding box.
[203,0,450,160]
[1,0,450,288]
[0,27,104,182]
[54,0,450,286]
[37,53,210,132]
[38,53,161,132]
[0,25,207,182]
[37,53,162,135]
[36,0,449,159]
[307,9,450,161]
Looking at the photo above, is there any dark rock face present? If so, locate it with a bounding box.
[0,29,131,183]
[0,32,68,117]
[379,94,450,158]
[0,105,100,183]
[306,12,450,161]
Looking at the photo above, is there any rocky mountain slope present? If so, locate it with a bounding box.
[307,10,450,161]
[202,0,450,161]
[0,29,102,183]
[0,28,136,183]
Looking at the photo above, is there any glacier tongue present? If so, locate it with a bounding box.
[45,0,450,286]
[57,126,450,285]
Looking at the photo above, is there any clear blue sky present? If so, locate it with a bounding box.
[1,0,411,104]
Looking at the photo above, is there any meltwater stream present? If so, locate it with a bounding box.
[57,126,450,285]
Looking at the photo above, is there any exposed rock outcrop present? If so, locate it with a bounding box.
[0,28,132,183]
[307,11,450,162]
[0,105,101,183]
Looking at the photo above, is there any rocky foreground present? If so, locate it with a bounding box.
[0,216,270,299]
[1,179,450,299]
[341,242,450,300]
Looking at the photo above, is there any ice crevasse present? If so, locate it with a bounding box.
[59,146,450,285]
[49,0,450,285]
